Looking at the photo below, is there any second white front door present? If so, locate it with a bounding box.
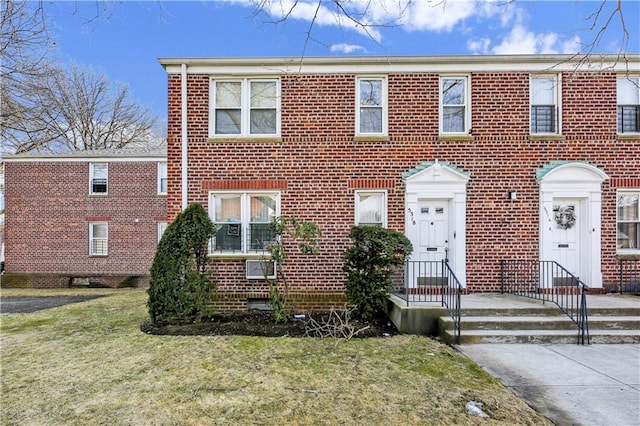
[551,198,581,277]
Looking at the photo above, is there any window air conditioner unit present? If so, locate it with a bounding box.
[246,260,276,280]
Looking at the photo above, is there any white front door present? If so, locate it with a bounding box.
[418,200,449,263]
[551,198,581,276]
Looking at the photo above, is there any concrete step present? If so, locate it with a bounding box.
[442,315,640,331]
[443,328,640,345]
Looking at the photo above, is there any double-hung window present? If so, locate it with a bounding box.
[355,191,387,227]
[89,222,108,256]
[90,163,108,195]
[617,76,640,134]
[440,76,470,134]
[209,192,280,254]
[617,191,639,252]
[531,75,560,134]
[158,162,168,195]
[356,77,387,135]
[210,78,279,137]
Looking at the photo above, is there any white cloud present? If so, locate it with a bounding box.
[330,43,366,54]
[228,0,583,55]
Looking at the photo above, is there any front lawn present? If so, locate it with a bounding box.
[0,289,551,425]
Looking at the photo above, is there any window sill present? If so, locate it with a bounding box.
[353,135,390,143]
[616,252,640,260]
[530,134,566,141]
[617,133,640,140]
[209,253,272,260]
[89,255,109,258]
[207,137,283,143]
[89,194,108,197]
[438,134,474,142]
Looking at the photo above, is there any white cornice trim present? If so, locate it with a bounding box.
[159,54,640,75]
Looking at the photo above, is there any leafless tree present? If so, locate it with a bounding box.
[2,63,158,153]
[1,0,158,154]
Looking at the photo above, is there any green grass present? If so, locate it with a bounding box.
[1,289,551,425]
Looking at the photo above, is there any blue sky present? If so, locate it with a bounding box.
[42,0,640,123]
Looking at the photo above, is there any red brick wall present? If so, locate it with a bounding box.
[166,69,639,305]
[4,160,166,287]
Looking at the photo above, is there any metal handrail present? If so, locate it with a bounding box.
[395,260,463,344]
[441,260,463,344]
[500,259,590,345]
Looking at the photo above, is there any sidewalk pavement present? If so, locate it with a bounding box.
[457,344,640,426]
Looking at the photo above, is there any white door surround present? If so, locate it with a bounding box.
[403,161,470,287]
[537,162,609,288]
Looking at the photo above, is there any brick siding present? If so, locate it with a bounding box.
[3,160,166,288]
[162,62,639,309]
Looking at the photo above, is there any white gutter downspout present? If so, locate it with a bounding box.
[181,63,188,211]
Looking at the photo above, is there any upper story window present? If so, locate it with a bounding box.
[210,78,279,137]
[158,162,168,195]
[531,75,561,134]
[89,222,108,256]
[440,76,470,134]
[209,191,280,255]
[90,163,108,195]
[617,191,639,252]
[356,77,387,135]
[617,76,640,134]
[355,191,387,227]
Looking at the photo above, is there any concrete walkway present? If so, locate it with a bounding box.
[457,344,640,425]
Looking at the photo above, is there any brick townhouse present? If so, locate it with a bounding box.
[159,54,640,311]
[2,146,167,288]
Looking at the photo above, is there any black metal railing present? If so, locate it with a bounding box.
[619,258,640,294]
[394,260,463,344]
[500,260,590,345]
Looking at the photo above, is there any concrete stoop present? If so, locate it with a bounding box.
[440,301,640,345]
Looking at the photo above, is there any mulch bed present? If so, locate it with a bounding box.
[141,310,398,338]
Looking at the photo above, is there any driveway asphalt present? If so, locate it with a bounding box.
[0,296,104,314]
[457,344,640,426]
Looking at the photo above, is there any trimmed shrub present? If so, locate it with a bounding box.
[147,204,216,325]
[343,226,413,320]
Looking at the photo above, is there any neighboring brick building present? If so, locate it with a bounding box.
[158,54,639,310]
[2,146,167,288]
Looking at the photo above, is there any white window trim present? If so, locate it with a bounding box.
[617,189,640,254]
[355,190,388,227]
[157,162,168,195]
[355,76,388,136]
[439,75,471,135]
[89,222,108,256]
[617,75,640,135]
[89,163,108,195]
[209,77,281,138]
[530,74,562,135]
[157,221,168,244]
[208,191,281,256]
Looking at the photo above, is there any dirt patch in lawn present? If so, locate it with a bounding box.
[141,310,399,338]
